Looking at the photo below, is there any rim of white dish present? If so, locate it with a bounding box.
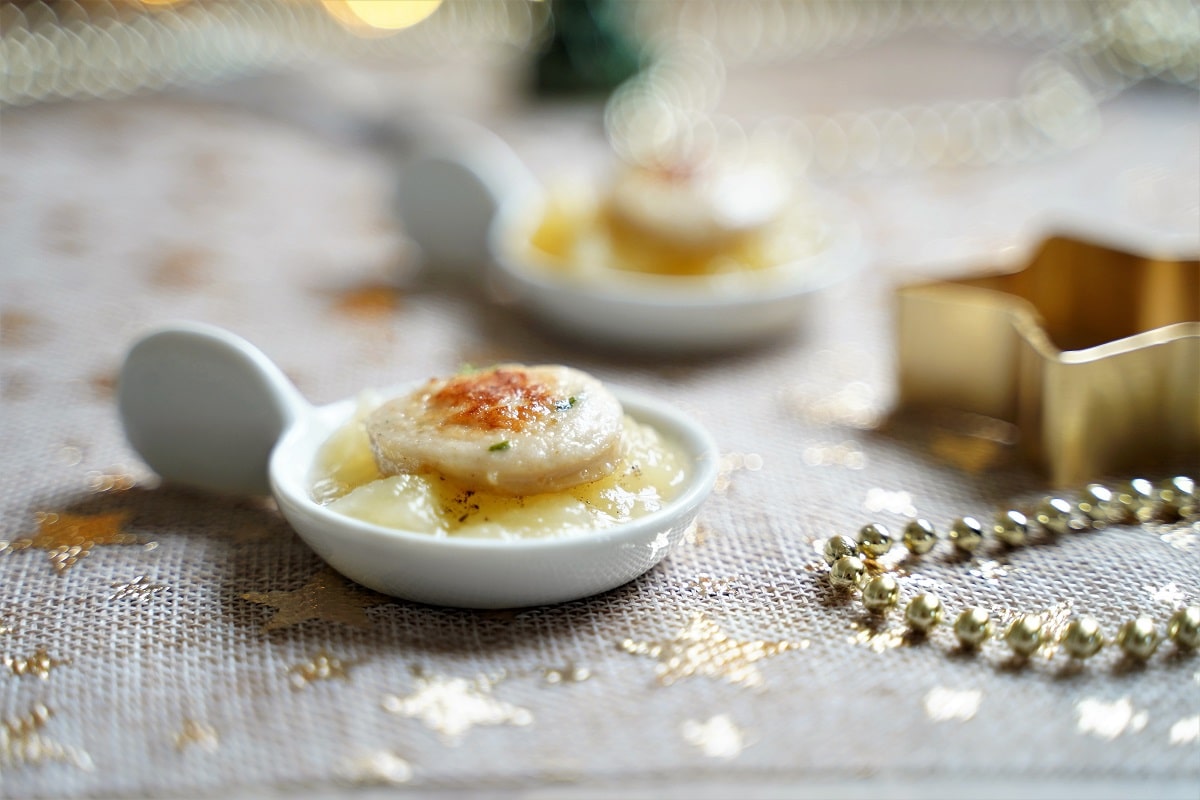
[269,383,720,552]
[488,189,865,306]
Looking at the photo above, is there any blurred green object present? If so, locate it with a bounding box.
[534,0,642,96]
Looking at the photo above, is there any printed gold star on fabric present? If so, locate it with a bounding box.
[0,309,40,346]
[1,511,137,573]
[541,662,591,685]
[683,521,711,547]
[289,650,356,689]
[687,573,743,597]
[0,704,92,770]
[381,668,533,744]
[108,575,167,602]
[242,568,387,631]
[329,283,403,319]
[1159,521,1200,552]
[619,614,804,688]
[340,750,414,785]
[4,647,69,680]
[149,246,212,289]
[714,452,763,494]
[923,687,983,722]
[1169,715,1200,746]
[1076,696,1149,741]
[174,719,219,753]
[848,620,909,653]
[681,714,751,759]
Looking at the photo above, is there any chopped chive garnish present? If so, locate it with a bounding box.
[489,441,511,452]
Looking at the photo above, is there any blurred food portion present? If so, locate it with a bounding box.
[528,160,827,279]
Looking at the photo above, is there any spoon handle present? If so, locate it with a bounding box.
[396,118,539,279]
[117,322,308,495]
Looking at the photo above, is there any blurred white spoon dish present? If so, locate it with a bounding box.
[393,126,865,352]
[117,322,718,608]
[395,116,540,281]
[488,165,866,353]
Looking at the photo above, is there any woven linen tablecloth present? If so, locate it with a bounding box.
[2,39,1199,799]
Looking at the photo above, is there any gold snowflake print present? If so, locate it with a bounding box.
[382,668,532,744]
[4,648,69,680]
[0,704,91,770]
[289,650,356,689]
[620,614,804,688]
[174,719,219,753]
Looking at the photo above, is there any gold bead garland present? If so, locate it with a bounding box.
[904,593,944,633]
[822,534,858,565]
[947,516,984,554]
[856,523,891,558]
[828,555,867,591]
[861,575,899,612]
[1004,614,1047,658]
[901,519,937,555]
[951,607,993,649]
[1114,617,1163,661]
[825,475,1200,665]
[1061,617,1104,659]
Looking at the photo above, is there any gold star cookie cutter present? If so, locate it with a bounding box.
[897,234,1199,486]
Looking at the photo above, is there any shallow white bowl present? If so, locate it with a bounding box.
[119,323,720,610]
[271,384,719,609]
[488,194,866,352]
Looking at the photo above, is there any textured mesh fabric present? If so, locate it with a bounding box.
[1,55,1197,797]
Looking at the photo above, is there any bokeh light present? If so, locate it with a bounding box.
[322,0,444,36]
[0,1,548,107]
[1,0,1194,174]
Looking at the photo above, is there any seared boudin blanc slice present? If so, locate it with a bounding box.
[365,364,623,495]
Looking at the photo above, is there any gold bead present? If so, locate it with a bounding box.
[949,516,984,553]
[1160,476,1196,520]
[1166,606,1200,649]
[1005,614,1045,657]
[905,593,944,632]
[829,555,867,590]
[993,510,1029,547]
[1078,483,1117,524]
[1115,616,1160,660]
[823,535,858,566]
[1061,616,1105,659]
[1122,478,1160,523]
[1035,497,1076,535]
[954,607,993,647]
[857,523,891,558]
[902,518,937,555]
[862,575,899,613]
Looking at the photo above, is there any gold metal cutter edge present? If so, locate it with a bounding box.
[896,234,1199,486]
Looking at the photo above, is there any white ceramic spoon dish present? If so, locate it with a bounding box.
[394,125,866,352]
[117,322,719,608]
[488,191,866,353]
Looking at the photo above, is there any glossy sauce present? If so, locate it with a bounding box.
[311,397,689,540]
[527,184,827,278]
